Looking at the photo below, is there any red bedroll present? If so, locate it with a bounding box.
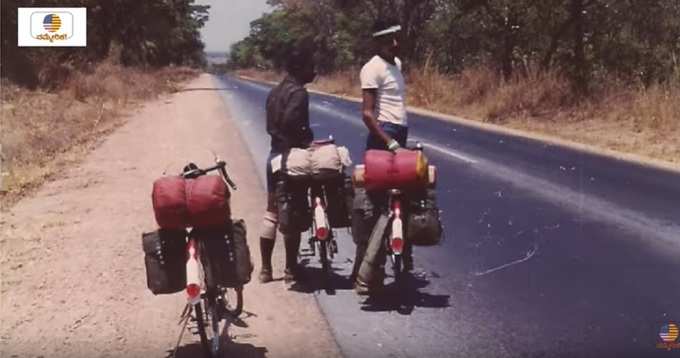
[363,149,429,191]
[186,175,231,228]
[152,176,190,229]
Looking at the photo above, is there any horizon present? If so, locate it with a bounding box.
[196,0,272,53]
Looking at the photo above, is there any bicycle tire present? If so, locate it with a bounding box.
[207,295,224,357]
[393,255,403,286]
[193,302,211,358]
[319,241,331,285]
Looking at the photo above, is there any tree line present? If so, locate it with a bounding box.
[230,0,680,93]
[1,0,209,89]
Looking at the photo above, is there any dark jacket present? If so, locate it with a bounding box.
[266,76,313,153]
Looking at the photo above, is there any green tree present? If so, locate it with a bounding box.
[1,0,210,88]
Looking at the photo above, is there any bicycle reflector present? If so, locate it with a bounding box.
[391,237,404,254]
[186,283,201,301]
[316,227,329,240]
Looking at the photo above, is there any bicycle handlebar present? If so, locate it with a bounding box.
[182,161,238,191]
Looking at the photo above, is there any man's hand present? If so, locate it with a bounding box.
[387,139,401,152]
[363,89,400,152]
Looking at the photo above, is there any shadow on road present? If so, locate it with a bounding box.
[291,256,450,315]
[169,341,268,358]
[359,273,450,315]
[288,260,353,295]
[168,309,268,358]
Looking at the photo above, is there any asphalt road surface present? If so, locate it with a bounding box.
[216,75,680,358]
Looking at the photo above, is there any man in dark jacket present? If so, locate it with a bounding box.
[258,45,317,283]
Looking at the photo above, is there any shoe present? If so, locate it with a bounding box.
[284,266,301,283]
[259,268,273,283]
[353,280,371,296]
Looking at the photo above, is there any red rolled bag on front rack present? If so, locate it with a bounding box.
[362,149,431,191]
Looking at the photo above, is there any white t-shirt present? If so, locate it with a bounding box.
[360,55,408,126]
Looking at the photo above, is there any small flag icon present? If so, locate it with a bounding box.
[43,14,61,33]
[660,323,679,343]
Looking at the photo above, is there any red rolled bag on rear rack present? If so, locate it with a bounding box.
[152,176,190,229]
[363,149,430,191]
[152,175,231,229]
[186,175,231,228]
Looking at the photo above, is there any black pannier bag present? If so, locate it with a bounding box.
[325,175,354,228]
[407,189,443,246]
[194,219,253,288]
[142,229,187,295]
[275,179,312,234]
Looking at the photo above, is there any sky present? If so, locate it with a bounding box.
[196,0,272,53]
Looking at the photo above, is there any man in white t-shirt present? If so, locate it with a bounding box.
[360,20,408,152]
[352,20,413,293]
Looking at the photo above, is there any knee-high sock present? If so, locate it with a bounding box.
[260,237,275,271]
[284,233,301,270]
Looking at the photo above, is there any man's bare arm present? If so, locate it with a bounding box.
[362,89,392,145]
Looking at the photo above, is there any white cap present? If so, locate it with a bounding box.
[372,25,402,38]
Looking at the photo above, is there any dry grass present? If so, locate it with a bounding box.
[0,63,198,210]
[407,65,577,121]
[236,66,680,165]
[312,69,362,97]
[412,67,680,163]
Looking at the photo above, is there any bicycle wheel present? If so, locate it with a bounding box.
[223,286,243,317]
[319,241,331,275]
[206,294,226,357]
[193,302,211,358]
[319,240,331,288]
[392,255,403,286]
[193,293,227,358]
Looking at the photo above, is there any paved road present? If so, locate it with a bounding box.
[216,75,680,358]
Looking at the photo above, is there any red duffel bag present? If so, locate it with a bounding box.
[186,175,231,228]
[152,176,190,229]
[364,149,429,191]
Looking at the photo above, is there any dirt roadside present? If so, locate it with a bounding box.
[0,74,342,358]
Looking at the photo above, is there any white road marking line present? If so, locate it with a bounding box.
[311,102,479,164]
[418,141,478,164]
